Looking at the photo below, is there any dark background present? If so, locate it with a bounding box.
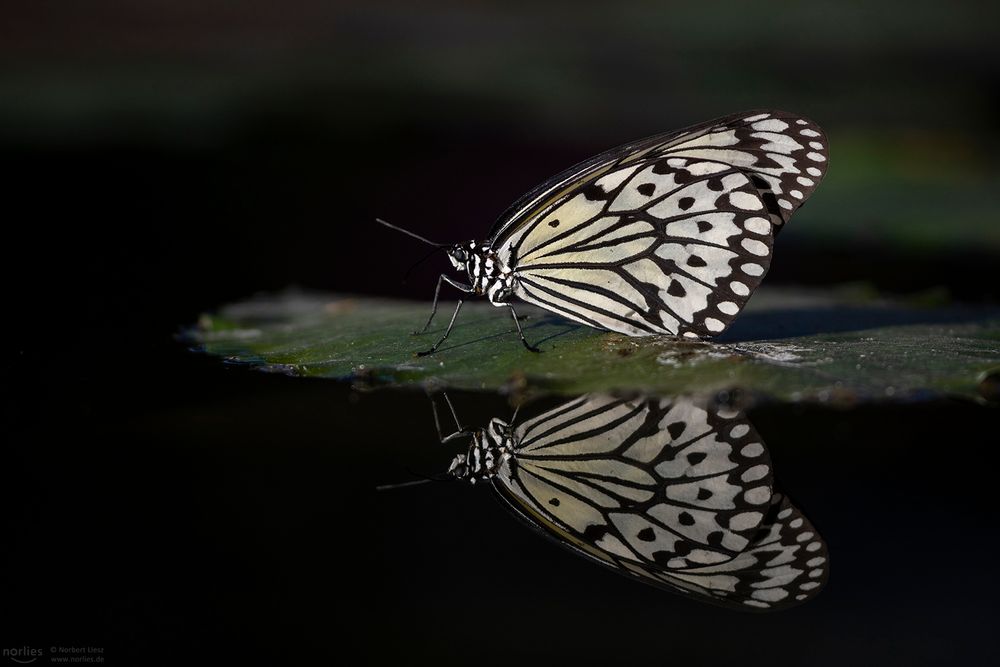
[3,2,999,664]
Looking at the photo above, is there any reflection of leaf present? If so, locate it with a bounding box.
[187,287,1000,403]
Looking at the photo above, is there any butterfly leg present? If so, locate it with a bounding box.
[417,299,463,356]
[413,275,472,335]
[430,392,472,443]
[508,304,541,353]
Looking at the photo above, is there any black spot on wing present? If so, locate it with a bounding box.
[678,196,695,211]
[651,158,677,175]
[667,421,686,440]
[651,539,691,565]
[687,255,707,267]
[582,183,609,201]
[637,183,656,196]
[651,551,673,566]
[687,452,707,466]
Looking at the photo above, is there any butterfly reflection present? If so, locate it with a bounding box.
[436,393,828,611]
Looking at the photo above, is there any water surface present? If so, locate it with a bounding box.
[10,346,994,663]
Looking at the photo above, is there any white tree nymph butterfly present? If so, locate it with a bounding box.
[378,110,828,355]
[430,393,829,611]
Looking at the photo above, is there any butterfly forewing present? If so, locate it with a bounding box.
[490,110,827,241]
[489,110,828,339]
[651,111,829,227]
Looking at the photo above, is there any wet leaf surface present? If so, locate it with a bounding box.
[188,286,1000,403]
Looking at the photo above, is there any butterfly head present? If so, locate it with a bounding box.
[447,241,478,272]
[447,418,514,484]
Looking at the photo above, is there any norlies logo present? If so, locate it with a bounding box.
[2,647,42,664]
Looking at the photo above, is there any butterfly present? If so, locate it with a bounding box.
[378,110,828,355]
[438,393,829,611]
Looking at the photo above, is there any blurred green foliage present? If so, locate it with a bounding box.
[4,2,997,254]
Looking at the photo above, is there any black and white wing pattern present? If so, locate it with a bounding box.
[622,492,829,610]
[494,396,774,569]
[490,394,827,611]
[491,111,828,338]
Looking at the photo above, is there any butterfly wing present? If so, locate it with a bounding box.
[649,111,829,227]
[505,160,772,337]
[490,111,828,338]
[620,493,829,610]
[493,395,780,587]
[491,394,827,611]
[491,110,827,240]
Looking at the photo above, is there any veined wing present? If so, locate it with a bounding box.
[491,111,828,338]
[494,395,775,572]
[652,111,828,227]
[489,110,827,244]
[622,493,829,611]
[505,159,771,337]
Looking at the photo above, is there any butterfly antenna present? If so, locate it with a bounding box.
[375,478,435,491]
[375,468,452,492]
[376,218,449,248]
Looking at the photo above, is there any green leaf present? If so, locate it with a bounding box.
[188,287,1000,403]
